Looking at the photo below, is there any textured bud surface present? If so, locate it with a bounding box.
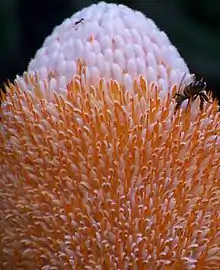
[28,2,189,93]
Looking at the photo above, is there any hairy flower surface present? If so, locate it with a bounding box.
[1,2,220,270]
[0,71,220,269]
[27,2,189,93]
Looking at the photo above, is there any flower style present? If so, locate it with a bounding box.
[1,2,220,269]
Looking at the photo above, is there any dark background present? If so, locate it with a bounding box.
[0,0,220,100]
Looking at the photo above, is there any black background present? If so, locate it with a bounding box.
[1,0,220,100]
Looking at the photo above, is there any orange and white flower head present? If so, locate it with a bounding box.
[1,2,220,270]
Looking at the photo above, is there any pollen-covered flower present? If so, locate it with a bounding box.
[1,70,220,269]
[1,2,220,270]
[27,1,189,93]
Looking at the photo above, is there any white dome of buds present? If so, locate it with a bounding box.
[28,2,189,93]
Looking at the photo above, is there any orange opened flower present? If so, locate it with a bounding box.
[1,2,220,269]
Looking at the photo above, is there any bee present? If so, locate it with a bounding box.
[173,73,211,113]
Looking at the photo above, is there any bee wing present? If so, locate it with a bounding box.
[179,72,186,87]
[188,73,196,83]
[177,72,187,93]
[179,72,195,87]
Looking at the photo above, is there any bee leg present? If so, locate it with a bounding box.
[186,98,192,110]
[192,94,205,111]
[173,94,185,113]
[174,102,181,113]
[172,93,177,102]
[199,96,205,111]
[172,93,183,100]
[175,93,184,98]
[192,94,198,101]
[200,92,212,103]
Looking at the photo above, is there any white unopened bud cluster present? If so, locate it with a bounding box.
[27,2,190,94]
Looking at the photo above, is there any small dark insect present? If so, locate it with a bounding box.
[173,73,211,113]
[75,18,84,26]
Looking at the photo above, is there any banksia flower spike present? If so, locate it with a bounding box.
[1,2,220,270]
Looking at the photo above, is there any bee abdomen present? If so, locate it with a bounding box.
[183,86,192,98]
